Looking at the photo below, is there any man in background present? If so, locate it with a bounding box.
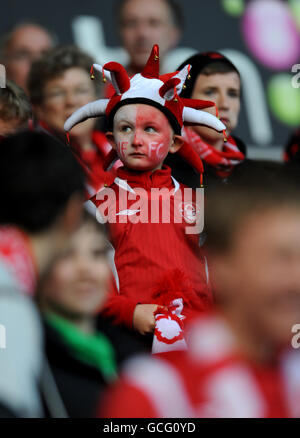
[101,161,300,418]
[0,22,55,93]
[116,0,183,76]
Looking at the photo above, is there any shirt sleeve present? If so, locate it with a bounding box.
[101,293,140,329]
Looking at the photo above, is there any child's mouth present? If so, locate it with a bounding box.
[130,153,147,158]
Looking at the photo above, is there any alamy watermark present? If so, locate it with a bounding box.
[0,324,6,349]
[0,64,6,88]
[291,64,300,89]
[95,185,204,235]
[291,324,300,349]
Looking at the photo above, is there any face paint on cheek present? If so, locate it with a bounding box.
[115,105,173,169]
[147,141,169,161]
[156,142,169,160]
[117,141,128,159]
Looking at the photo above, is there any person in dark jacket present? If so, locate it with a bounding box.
[165,51,246,190]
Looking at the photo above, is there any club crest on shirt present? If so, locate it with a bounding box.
[178,202,200,224]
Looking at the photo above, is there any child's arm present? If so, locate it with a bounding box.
[102,296,164,335]
[101,280,165,334]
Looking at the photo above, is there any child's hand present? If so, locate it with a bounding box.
[133,304,165,335]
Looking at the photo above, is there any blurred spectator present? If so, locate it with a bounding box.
[0,131,85,418]
[37,210,145,418]
[0,22,55,93]
[0,80,32,137]
[101,162,300,418]
[166,52,246,189]
[28,46,118,193]
[116,0,183,76]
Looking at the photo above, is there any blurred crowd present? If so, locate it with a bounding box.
[0,0,300,419]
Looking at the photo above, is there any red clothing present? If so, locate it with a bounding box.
[93,165,212,328]
[182,127,245,179]
[0,226,37,296]
[101,314,300,418]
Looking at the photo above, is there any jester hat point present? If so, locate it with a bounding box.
[64,45,226,176]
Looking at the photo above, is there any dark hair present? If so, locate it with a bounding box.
[28,45,99,105]
[116,0,184,30]
[0,131,85,233]
[0,80,32,122]
[205,160,300,253]
[178,52,240,99]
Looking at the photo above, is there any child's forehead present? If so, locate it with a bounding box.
[114,103,169,124]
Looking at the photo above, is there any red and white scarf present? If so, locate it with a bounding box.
[0,226,37,296]
[183,127,245,179]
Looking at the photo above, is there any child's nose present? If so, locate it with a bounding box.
[132,129,144,147]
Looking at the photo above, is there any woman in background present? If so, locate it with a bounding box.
[38,210,143,418]
[28,46,120,193]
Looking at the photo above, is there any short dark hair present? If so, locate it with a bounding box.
[0,131,85,233]
[205,160,300,253]
[116,0,184,30]
[0,80,32,122]
[178,52,240,99]
[28,45,99,105]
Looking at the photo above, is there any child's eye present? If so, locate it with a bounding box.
[120,125,132,133]
[145,126,156,133]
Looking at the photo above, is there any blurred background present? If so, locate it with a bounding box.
[0,0,299,159]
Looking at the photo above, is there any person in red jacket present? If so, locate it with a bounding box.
[100,161,300,418]
[64,45,225,351]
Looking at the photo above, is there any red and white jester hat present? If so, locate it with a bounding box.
[64,45,226,180]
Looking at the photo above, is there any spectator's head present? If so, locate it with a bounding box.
[0,22,55,93]
[205,161,300,358]
[0,131,85,275]
[28,46,99,140]
[38,210,111,323]
[117,0,183,73]
[0,80,32,136]
[179,52,241,147]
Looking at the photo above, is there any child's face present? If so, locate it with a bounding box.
[40,221,111,319]
[108,103,182,171]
